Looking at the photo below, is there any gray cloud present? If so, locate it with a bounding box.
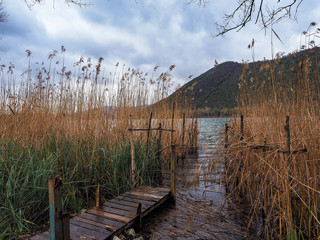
[0,0,319,87]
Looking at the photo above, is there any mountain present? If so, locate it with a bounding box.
[171,47,320,116]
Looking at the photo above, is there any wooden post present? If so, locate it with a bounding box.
[146,112,153,147]
[240,114,244,140]
[49,176,65,240]
[182,113,185,158]
[170,144,176,203]
[194,118,198,150]
[62,213,70,240]
[171,102,175,145]
[224,123,229,168]
[136,203,142,232]
[145,111,153,160]
[224,123,230,193]
[157,123,162,184]
[129,115,136,187]
[285,116,291,166]
[157,123,162,161]
[95,183,101,208]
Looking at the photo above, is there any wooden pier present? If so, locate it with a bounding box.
[31,111,182,240]
[31,186,171,240]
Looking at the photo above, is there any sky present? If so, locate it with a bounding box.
[0,0,320,87]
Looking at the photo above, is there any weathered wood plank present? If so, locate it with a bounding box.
[73,215,115,233]
[31,187,171,240]
[141,194,171,218]
[101,206,137,218]
[88,209,133,223]
[78,213,123,232]
[69,223,105,240]
[128,191,165,199]
[108,198,148,209]
[114,196,155,207]
[103,201,139,213]
[70,229,99,240]
[70,217,112,235]
[30,232,50,240]
[134,186,170,194]
[122,193,159,202]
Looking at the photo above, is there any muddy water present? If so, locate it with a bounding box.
[141,118,257,240]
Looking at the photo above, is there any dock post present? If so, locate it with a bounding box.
[49,176,70,240]
[285,116,291,167]
[224,123,229,169]
[157,123,162,184]
[240,114,244,140]
[182,113,185,158]
[95,183,101,208]
[170,144,176,203]
[129,115,136,187]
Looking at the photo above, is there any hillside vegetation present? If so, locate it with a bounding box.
[173,47,320,116]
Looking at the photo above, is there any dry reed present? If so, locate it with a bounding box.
[224,42,320,239]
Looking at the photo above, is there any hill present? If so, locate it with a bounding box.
[171,47,320,116]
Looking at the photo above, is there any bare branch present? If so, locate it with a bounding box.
[212,0,304,37]
[0,0,8,23]
[24,0,91,9]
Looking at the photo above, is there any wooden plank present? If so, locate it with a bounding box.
[31,186,172,240]
[122,193,160,202]
[103,201,139,213]
[79,212,124,230]
[88,209,133,223]
[128,191,165,199]
[141,194,171,218]
[108,198,140,208]
[114,196,154,207]
[134,186,170,193]
[30,232,50,240]
[69,223,105,240]
[101,206,137,218]
[70,229,99,240]
[70,217,112,235]
[74,215,116,233]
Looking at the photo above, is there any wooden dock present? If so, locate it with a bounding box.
[31,186,171,240]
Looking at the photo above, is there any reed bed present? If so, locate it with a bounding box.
[0,48,196,239]
[224,46,320,239]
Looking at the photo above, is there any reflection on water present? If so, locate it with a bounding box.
[141,118,259,239]
[176,118,229,204]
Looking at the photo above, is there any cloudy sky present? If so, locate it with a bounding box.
[0,0,319,86]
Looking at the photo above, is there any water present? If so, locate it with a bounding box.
[140,118,257,239]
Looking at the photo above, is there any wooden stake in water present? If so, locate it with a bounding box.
[146,112,153,148]
[170,144,176,203]
[285,116,291,167]
[182,113,185,158]
[95,183,101,208]
[240,114,244,140]
[171,102,175,145]
[224,123,229,167]
[129,115,136,187]
[157,122,162,184]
